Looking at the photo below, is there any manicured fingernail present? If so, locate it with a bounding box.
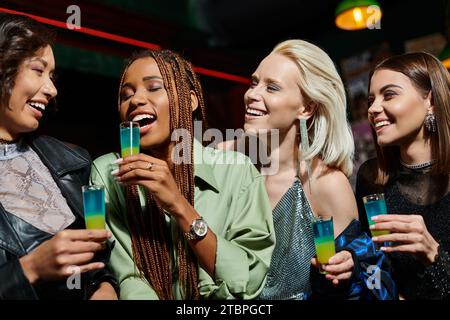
[114,176,121,182]
[107,231,112,237]
[111,169,119,176]
[372,216,379,221]
[114,158,123,164]
[372,237,379,241]
[380,247,387,251]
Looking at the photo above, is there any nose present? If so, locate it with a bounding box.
[129,89,147,107]
[42,78,57,99]
[368,97,383,118]
[246,86,262,102]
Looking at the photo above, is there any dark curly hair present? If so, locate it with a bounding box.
[0,13,56,108]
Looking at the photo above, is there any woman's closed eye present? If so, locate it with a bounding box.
[147,84,162,92]
[121,90,134,101]
[32,67,44,75]
[383,91,397,101]
[267,84,280,92]
[29,60,46,75]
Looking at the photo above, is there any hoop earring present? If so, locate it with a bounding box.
[424,112,437,133]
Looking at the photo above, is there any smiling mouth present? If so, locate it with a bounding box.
[374,120,391,129]
[131,114,156,127]
[246,107,268,117]
[27,101,46,113]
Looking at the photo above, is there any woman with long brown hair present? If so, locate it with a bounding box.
[90,49,275,299]
[356,52,450,299]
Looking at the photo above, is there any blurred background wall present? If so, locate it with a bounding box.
[1,0,449,187]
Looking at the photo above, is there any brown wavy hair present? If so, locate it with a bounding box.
[0,13,55,108]
[118,49,207,299]
[369,52,450,184]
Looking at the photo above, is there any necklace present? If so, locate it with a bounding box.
[400,159,435,170]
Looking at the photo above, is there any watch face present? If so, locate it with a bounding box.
[193,219,208,237]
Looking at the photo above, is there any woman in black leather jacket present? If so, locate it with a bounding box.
[0,13,117,299]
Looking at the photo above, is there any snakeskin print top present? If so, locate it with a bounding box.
[0,139,74,234]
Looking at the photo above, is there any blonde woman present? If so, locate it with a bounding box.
[221,39,397,299]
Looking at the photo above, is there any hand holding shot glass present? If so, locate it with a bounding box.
[313,216,336,274]
[363,193,390,236]
[82,185,105,229]
[363,193,391,249]
[120,121,140,157]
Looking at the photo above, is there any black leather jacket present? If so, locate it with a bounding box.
[0,135,117,300]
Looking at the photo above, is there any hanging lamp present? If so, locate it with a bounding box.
[335,0,382,31]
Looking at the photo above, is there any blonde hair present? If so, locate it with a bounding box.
[272,39,354,177]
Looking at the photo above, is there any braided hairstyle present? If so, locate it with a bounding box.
[118,49,207,299]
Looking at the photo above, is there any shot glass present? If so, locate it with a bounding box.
[362,193,390,237]
[312,216,336,274]
[120,121,140,158]
[82,185,105,229]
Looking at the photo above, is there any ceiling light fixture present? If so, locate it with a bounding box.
[335,0,382,31]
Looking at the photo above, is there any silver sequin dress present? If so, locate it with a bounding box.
[259,179,316,300]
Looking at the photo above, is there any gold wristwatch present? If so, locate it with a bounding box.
[184,217,208,240]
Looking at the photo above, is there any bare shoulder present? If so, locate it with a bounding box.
[315,166,352,193]
[311,164,358,221]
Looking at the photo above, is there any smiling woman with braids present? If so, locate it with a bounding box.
[90,49,275,299]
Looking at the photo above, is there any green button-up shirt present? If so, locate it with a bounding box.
[90,139,275,299]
